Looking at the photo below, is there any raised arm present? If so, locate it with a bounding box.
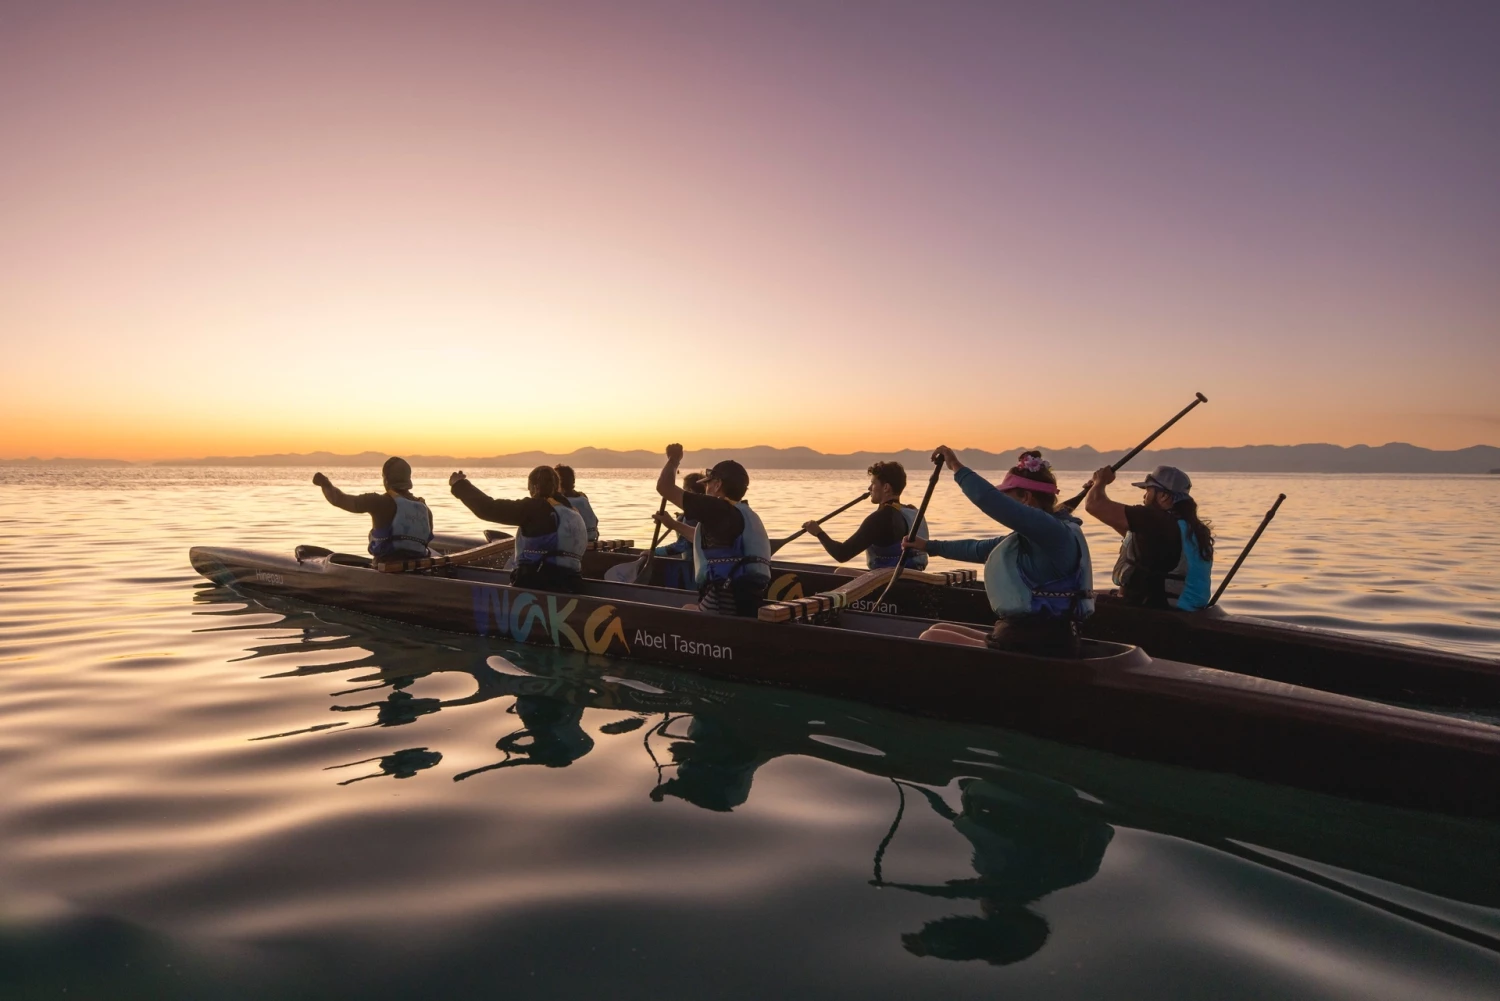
[656,443,685,506]
[313,472,375,514]
[448,471,532,525]
[952,467,1072,552]
[1082,466,1130,537]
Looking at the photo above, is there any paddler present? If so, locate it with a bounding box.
[650,472,705,590]
[653,444,772,615]
[1083,464,1213,611]
[448,465,587,592]
[312,457,433,559]
[553,465,600,542]
[801,460,929,569]
[907,449,1093,656]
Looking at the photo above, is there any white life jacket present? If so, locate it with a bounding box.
[567,492,600,542]
[515,498,587,573]
[369,495,433,557]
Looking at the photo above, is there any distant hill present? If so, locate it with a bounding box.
[0,456,134,467]
[134,442,1500,473]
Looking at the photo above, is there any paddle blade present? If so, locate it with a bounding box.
[604,557,648,584]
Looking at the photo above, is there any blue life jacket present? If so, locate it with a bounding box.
[865,502,930,570]
[515,498,587,573]
[368,495,433,558]
[983,516,1094,620]
[654,515,698,558]
[566,492,600,542]
[692,501,772,591]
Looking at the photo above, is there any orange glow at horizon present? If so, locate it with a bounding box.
[2,3,1497,461]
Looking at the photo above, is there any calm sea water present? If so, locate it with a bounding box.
[2,466,1498,999]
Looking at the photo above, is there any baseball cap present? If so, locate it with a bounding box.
[1130,465,1191,499]
[704,459,750,500]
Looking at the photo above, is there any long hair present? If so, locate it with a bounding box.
[553,464,577,494]
[1172,496,1214,560]
[1009,450,1058,513]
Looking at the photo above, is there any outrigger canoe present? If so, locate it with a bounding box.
[190,544,1500,818]
[429,533,1500,711]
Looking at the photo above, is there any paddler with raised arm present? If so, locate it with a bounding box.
[654,444,772,615]
[449,465,587,592]
[312,456,433,559]
[553,465,600,543]
[801,460,929,570]
[1083,464,1213,611]
[907,449,1093,656]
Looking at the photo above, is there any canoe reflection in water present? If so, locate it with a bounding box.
[198,582,1500,971]
[875,776,1112,966]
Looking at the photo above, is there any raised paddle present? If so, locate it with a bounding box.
[1208,493,1286,607]
[871,453,945,606]
[1059,392,1209,512]
[770,491,871,554]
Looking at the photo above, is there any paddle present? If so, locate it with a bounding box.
[770,491,871,554]
[375,537,516,574]
[606,497,672,584]
[1207,493,1286,607]
[871,453,945,606]
[1059,392,1209,512]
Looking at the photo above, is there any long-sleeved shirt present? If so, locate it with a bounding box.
[925,467,1083,584]
[319,483,400,530]
[814,504,908,564]
[451,479,562,537]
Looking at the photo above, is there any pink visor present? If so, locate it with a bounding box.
[998,472,1059,495]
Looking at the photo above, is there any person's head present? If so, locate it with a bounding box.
[382,456,414,494]
[996,451,1058,511]
[703,460,749,502]
[866,460,907,504]
[554,464,576,494]
[1131,465,1191,510]
[527,465,560,499]
[682,471,707,495]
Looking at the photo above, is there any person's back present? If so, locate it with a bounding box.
[313,456,433,559]
[450,465,585,592]
[554,465,600,543]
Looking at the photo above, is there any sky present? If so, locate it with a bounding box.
[2,0,1497,460]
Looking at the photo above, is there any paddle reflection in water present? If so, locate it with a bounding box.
[193,582,1500,984]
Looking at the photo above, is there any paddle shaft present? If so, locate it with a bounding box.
[1208,493,1286,607]
[1061,392,1209,510]
[636,497,670,582]
[874,454,944,604]
[772,491,871,553]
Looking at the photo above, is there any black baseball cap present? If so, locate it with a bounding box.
[704,460,749,500]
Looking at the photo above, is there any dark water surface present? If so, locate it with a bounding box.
[2,468,1499,999]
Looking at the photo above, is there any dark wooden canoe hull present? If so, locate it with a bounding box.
[430,534,1500,710]
[190,545,1500,818]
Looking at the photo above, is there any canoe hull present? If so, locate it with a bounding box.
[191,545,1500,818]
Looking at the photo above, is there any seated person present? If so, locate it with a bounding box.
[909,449,1093,657]
[801,460,928,569]
[313,456,433,559]
[554,464,600,543]
[449,465,586,592]
[653,444,771,615]
[1083,465,1213,611]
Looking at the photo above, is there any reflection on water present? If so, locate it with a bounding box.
[2,467,1500,998]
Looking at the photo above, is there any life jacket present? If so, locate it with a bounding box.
[515,498,587,573]
[692,500,772,592]
[865,502,930,570]
[983,516,1094,620]
[654,515,698,558]
[368,494,433,558]
[566,492,600,542]
[1111,519,1213,612]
